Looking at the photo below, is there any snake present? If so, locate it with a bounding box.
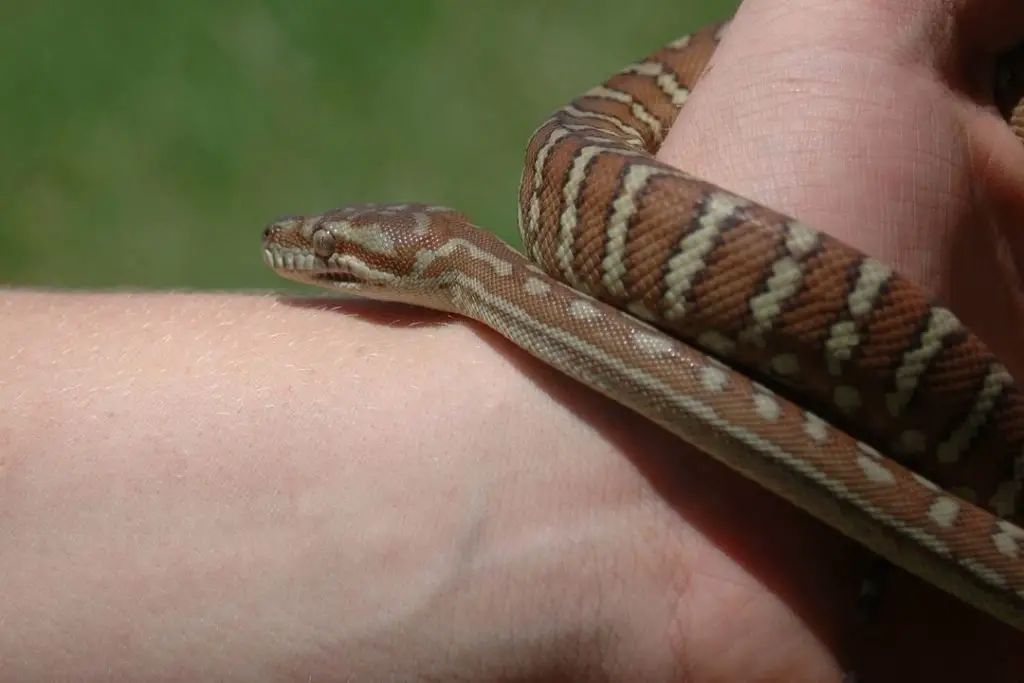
[261,20,1024,631]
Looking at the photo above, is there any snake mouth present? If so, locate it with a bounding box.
[263,246,364,287]
[314,271,362,285]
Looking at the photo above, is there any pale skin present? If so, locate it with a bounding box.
[2,0,1024,680]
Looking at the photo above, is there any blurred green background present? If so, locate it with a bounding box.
[0,1,738,290]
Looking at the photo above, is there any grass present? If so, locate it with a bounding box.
[0,0,738,290]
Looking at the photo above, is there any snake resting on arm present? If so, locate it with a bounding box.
[262,21,1024,631]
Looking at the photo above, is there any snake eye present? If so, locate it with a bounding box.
[312,226,337,258]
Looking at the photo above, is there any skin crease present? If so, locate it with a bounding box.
[1,0,1024,681]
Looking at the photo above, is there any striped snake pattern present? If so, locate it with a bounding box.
[262,21,1024,631]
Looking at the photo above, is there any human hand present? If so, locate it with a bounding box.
[658,0,1024,678]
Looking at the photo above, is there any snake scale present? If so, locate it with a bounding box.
[262,21,1024,631]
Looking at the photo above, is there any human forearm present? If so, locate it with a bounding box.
[0,291,570,680]
[3,290,778,681]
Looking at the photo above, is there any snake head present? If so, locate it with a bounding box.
[261,202,476,308]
